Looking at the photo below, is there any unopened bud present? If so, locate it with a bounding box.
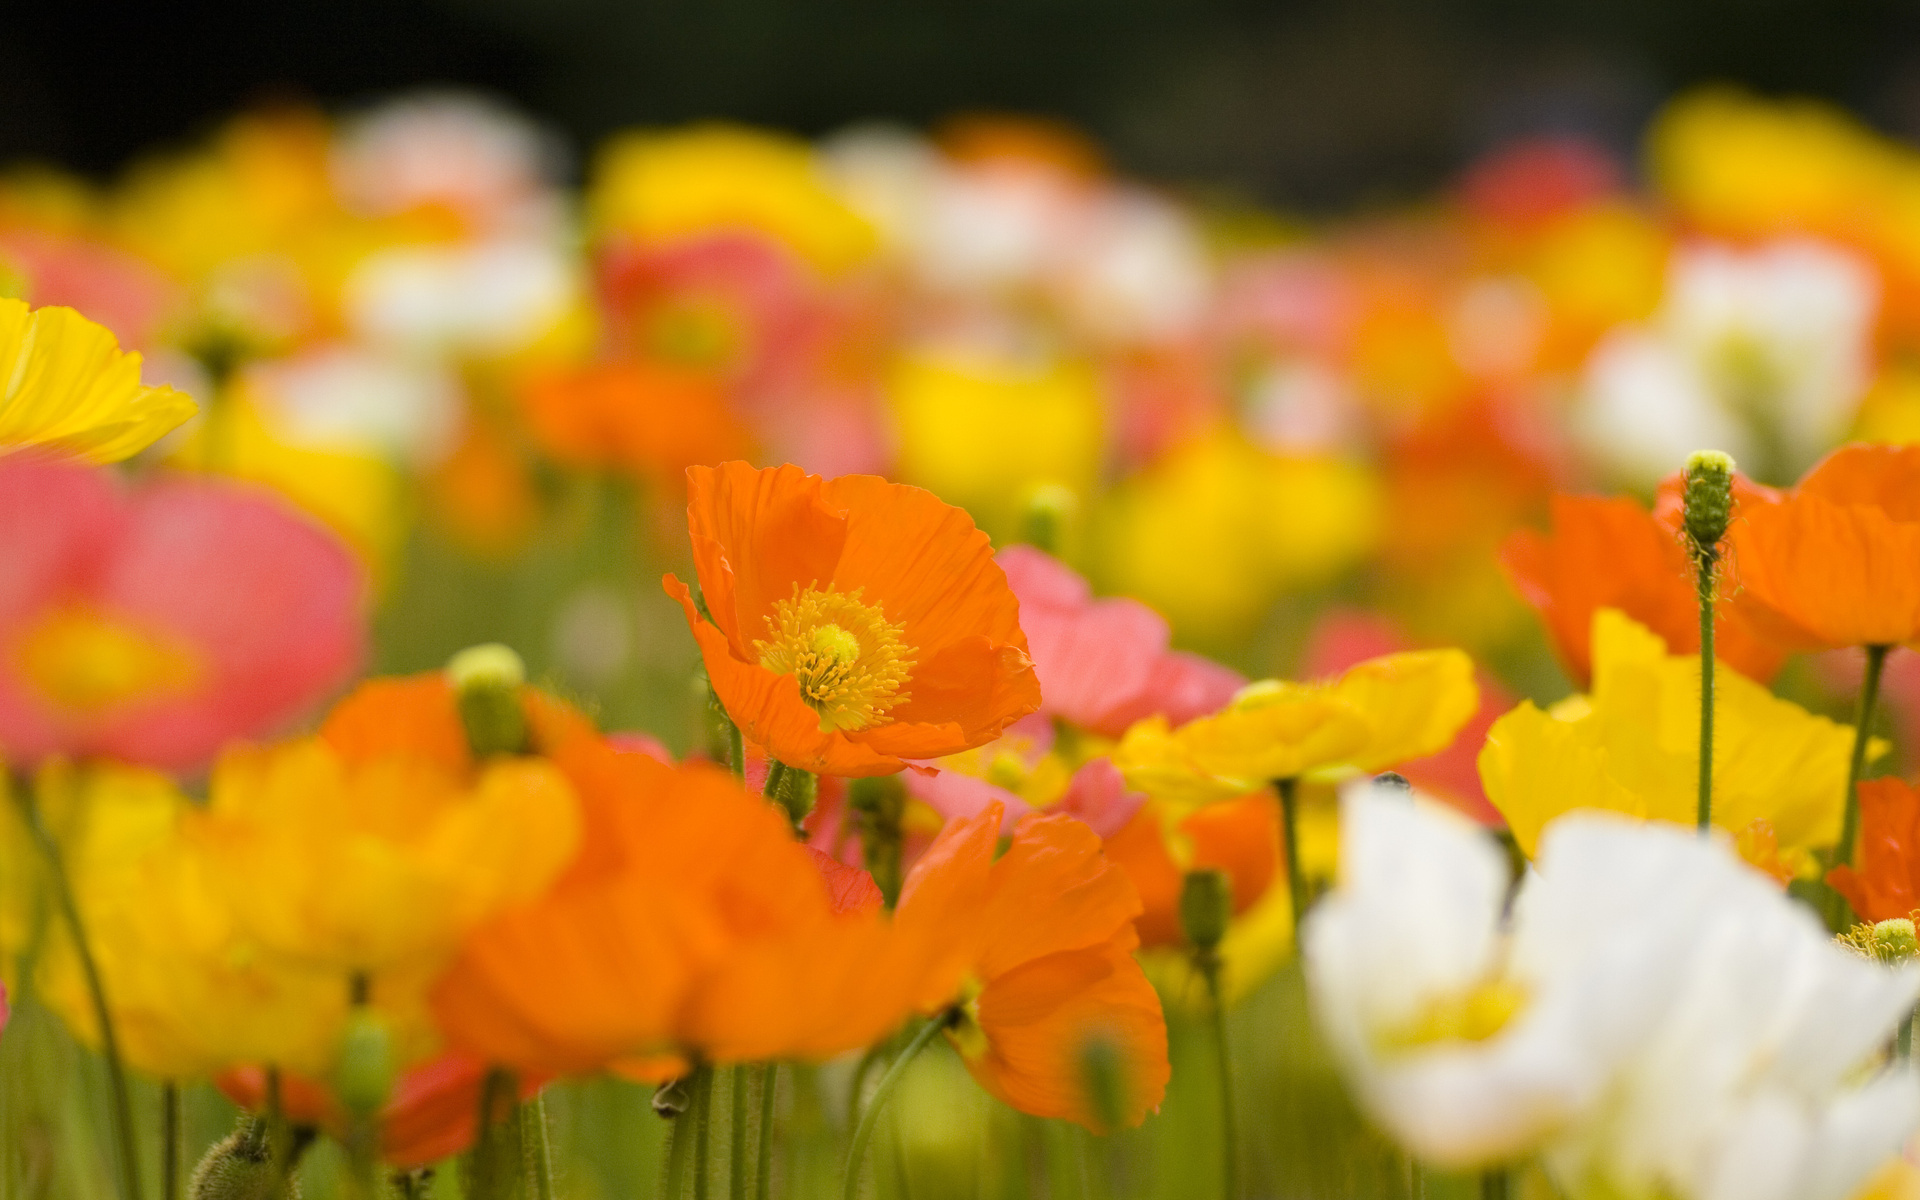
[1179,869,1233,955]
[1019,483,1079,557]
[1077,1033,1128,1135]
[1682,450,1737,551]
[335,1009,395,1118]
[772,766,818,830]
[850,775,908,907]
[189,1123,298,1200]
[447,644,527,758]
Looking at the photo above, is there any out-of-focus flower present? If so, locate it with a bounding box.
[1577,239,1876,486]
[895,802,1169,1131]
[0,299,195,462]
[1309,786,1920,1196]
[1097,428,1380,640]
[590,125,878,277]
[345,238,577,358]
[0,455,364,773]
[27,762,357,1080]
[433,755,913,1075]
[1479,609,1866,868]
[1113,648,1477,808]
[1728,443,1920,650]
[888,349,1104,539]
[665,461,1040,776]
[519,359,749,483]
[241,344,464,467]
[191,675,582,974]
[219,1054,543,1169]
[1501,492,1784,686]
[1830,778,1920,923]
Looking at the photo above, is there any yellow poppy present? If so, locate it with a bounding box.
[0,300,196,463]
[1479,609,1872,867]
[1113,649,1479,808]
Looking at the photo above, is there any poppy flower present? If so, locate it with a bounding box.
[218,1055,545,1170]
[665,461,1041,776]
[519,358,750,483]
[0,455,365,773]
[1829,777,1920,923]
[189,674,584,975]
[22,761,359,1081]
[1500,492,1784,686]
[1112,649,1478,809]
[0,299,196,462]
[1103,792,1284,948]
[433,754,916,1076]
[1728,443,1920,650]
[893,802,1168,1131]
[1479,609,1870,867]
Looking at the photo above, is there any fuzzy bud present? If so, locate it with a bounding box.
[189,1124,298,1200]
[1019,483,1079,557]
[772,765,818,830]
[1179,868,1233,955]
[1682,450,1737,551]
[447,643,528,758]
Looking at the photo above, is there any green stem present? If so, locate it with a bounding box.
[1900,1009,1914,1062]
[1838,644,1892,868]
[1481,1168,1510,1200]
[730,1066,750,1200]
[522,1091,555,1200]
[694,1067,715,1200]
[469,1068,519,1200]
[843,1018,946,1200]
[664,1079,696,1200]
[727,720,746,783]
[16,787,143,1200]
[844,1042,886,1132]
[1201,962,1239,1200]
[1275,777,1308,943]
[162,1082,181,1200]
[1695,547,1716,833]
[756,1064,777,1200]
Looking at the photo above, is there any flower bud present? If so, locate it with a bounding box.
[1845,917,1920,964]
[335,1008,395,1118]
[1682,450,1737,551]
[1019,483,1078,557]
[772,765,818,829]
[1179,868,1233,955]
[447,643,528,758]
[1372,771,1413,794]
[850,775,908,906]
[189,1124,298,1200]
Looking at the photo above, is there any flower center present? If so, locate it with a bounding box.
[1377,979,1528,1053]
[754,585,914,732]
[18,606,205,715]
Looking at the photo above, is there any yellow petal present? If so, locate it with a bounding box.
[1331,648,1481,774]
[0,300,196,463]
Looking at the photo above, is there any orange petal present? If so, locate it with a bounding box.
[321,675,470,773]
[975,813,1143,982]
[1798,443,1920,524]
[966,939,1170,1132]
[687,461,849,657]
[1729,493,1920,649]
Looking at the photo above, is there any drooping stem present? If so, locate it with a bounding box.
[730,1065,751,1200]
[843,1017,946,1200]
[1839,644,1892,868]
[1694,544,1717,833]
[756,1064,778,1200]
[522,1091,555,1200]
[162,1082,181,1200]
[1275,777,1308,941]
[16,786,143,1200]
[1200,962,1239,1200]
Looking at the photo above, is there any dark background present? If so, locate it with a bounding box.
[6,0,1920,209]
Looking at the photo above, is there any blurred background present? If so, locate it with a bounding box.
[10,0,1920,208]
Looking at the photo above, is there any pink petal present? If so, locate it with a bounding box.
[1089,650,1244,736]
[1052,757,1147,839]
[906,765,1031,833]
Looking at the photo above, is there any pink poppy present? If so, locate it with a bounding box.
[0,455,366,774]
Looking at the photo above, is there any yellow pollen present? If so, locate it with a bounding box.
[754,585,914,732]
[945,976,990,1062]
[19,606,205,715]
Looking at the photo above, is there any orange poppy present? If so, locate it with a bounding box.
[1728,444,1920,650]
[1828,777,1920,923]
[665,461,1042,776]
[431,755,918,1076]
[1101,795,1280,948]
[519,359,751,482]
[1501,492,1784,685]
[894,803,1170,1132]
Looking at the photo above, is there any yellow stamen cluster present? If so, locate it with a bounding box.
[1840,917,1920,964]
[755,585,914,732]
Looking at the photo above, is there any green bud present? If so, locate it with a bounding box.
[189,1124,299,1200]
[773,765,818,830]
[1682,450,1737,551]
[1077,1033,1128,1134]
[849,775,908,907]
[446,643,528,758]
[1179,868,1233,955]
[335,1008,395,1117]
[1019,483,1079,557]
